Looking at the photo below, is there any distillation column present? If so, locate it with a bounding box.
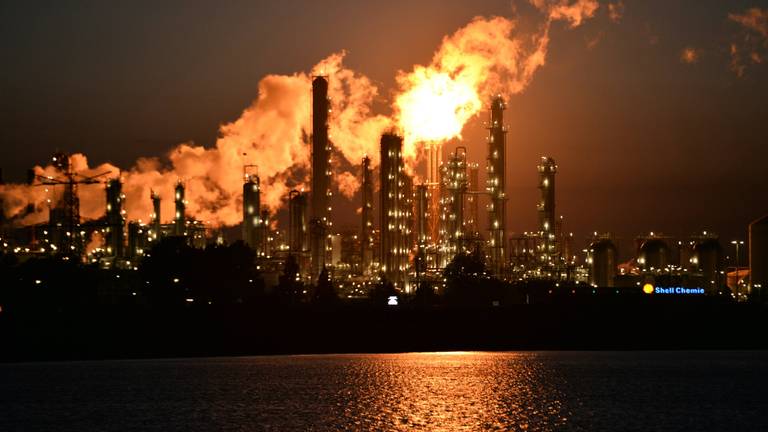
[486,96,508,278]
[361,156,374,275]
[538,157,557,267]
[105,178,125,257]
[380,133,409,291]
[243,169,262,255]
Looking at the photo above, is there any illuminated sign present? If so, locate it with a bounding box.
[653,287,705,295]
[387,296,399,306]
[642,283,654,294]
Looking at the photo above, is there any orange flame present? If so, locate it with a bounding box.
[394,1,599,164]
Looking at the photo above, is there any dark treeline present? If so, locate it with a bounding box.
[0,238,560,312]
[0,239,766,361]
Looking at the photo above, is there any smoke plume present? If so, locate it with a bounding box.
[1,0,600,229]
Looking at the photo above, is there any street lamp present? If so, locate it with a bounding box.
[731,240,744,301]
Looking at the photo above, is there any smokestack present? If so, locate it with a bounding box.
[242,170,262,254]
[174,181,185,236]
[105,178,125,257]
[361,156,374,275]
[380,133,410,291]
[311,76,331,279]
[538,157,557,266]
[487,96,507,278]
[151,191,161,242]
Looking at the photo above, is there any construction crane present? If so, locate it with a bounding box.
[34,152,111,256]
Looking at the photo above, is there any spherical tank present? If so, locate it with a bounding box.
[590,239,616,287]
[639,238,669,271]
[749,215,768,301]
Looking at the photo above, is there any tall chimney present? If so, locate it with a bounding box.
[310,76,331,279]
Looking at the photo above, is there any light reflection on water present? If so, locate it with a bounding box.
[331,352,570,431]
[1,351,767,431]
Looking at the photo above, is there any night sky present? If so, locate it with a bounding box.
[1,0,767,255]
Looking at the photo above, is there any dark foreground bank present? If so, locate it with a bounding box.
[1,297,767,361]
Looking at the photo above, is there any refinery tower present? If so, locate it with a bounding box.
[380,133,410,291]
[310,76,331,281]
[486,96,507,277]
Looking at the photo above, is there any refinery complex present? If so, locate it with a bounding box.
[1,75,766,302]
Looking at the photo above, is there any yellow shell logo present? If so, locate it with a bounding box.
[643,283,654,294]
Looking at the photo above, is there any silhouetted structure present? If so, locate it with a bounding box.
[105,178,125,257]
[288,190,309,278]
[589,236,616,287]
[538,157,557,266]
[441,147,468,257]
[486,96,507,277]
[380,133,410,291]
[311,76,331,280]
[150,191,161,242]
[361,156,374,274]
[173,181,186,236]
[242,167,263,255]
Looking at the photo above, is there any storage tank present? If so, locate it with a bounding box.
[749,215,768,301]
[638,238,670,271]
[692,237,723,294]
[589,238,616,287]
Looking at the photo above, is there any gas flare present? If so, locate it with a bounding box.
[394,0,599,164]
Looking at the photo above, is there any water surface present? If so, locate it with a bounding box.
[1,351,766,431]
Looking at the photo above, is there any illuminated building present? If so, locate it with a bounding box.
[104,178,125,257]
[465,163,481,241]
[127,221,149,258]
[537,157,557,266]
[150,191,161,242]
[310,76,331,279]
[380,133,410,291]
[242,168,263,254]
[441,147,468,258]
[361,156,374,274]
[486,96,507,277]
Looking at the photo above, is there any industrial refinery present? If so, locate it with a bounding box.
[0,78,766,304]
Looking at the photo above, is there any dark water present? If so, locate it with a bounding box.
[1,352,766,431]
